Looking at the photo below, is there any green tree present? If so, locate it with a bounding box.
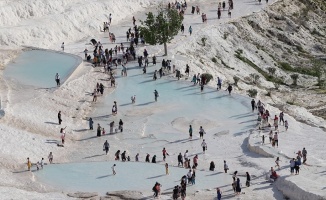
[139,8,183,56]
[312,59,326,88]
[233,76,240,86]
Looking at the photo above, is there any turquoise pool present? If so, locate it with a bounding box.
[4,49,81,88]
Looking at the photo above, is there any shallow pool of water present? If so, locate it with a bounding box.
[4,49,81,88]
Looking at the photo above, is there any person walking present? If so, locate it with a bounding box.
[162,148,169,161]
[189,125,193,139]
[58,111,62,125]
[135,153,139,162]
[178,153,183,167]
[165,163,169,175]
[285,120,289,131]
[61,42,64,51]
[89,118,94,130]
[188,26,192,35]
[199,126,205,139]
[279,111,284,125]
[103,140,110,155]
[48,152,53,164]
[302,148,307,164]
[217,77,222,90]
[224,160,229,173]
[60,127,66,145]
[227,84,232,94]
[119,119,123,132]
[216,188,222,200]
[246,172,251,187]
[275,157,281,169]
[274,132,278,147]
[109,121,115,134]
[112,164,116,175]
[251,99,256,112]
[55,73,60,86]
[201,139,207,153]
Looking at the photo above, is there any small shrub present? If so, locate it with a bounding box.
[201,73,213,84]
[233,76,240,86]
[267,67,276,76]
[279,62,293,71]
[211,57,217,63]
[247,89,258,98]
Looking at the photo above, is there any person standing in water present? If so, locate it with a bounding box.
[154,90,159,102]
[251,99,256,112]
[112,164,116,175]
[227,84,232,94]
[55,73,60,86]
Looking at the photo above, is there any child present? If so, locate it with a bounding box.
[102,128,106,135]
[284,120,289,131]
[112,164,116,175]
[165,163,169,175]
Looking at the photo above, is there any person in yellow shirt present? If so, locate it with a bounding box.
[27,157,32,171]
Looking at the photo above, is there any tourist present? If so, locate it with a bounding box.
[154,90,159,101]
[55,73,60,86]
[102,127,106,135]
[224,160,229,173]
[295,160,300,175]
[109,121,114,133]
[153,182,161,198]
[89,118,94,130]
[27,157,31,171]
[227,84,232,94]
[178,153,183,167]
[285,120,289,131]
[146,154,150,162]
[290,158,295,174]
[93,89,98,102]
[58,111,62,125]
[269,130,273,143]
[152,155,157,163]
[185,64,190,76]
[97,124,101,137]
[40,158,44,169]
[236,178,241,195]
[275,157,281,169]
[112,164,116,175]
[103,140,110,155]
[232,171,238,181]
[193,155,198,168]
[201,139,207,153]
[162,147,169,161]
[115,150,120,160]
[119,119,123,132]
[48,152,53,164]
[131,95,136,104]
[165,163,169,175]
[84,48,88,59]
[274,115,279,130]
[217,77,222,90]
[274,132,278,147]
[60,127,66,144]
[209,161,215,171]
[187,170,192,184]
[135,153,139,162]
[251,99,256,112]
[121,151,127,162]
[216,188,222,200]
[270,167,279,181]
[189,125,193,139]
[191,168,196,185]
[188,26,192,35]
[261,134,265,144]
[246,172,251,187]
[279,111,284,125]
[61,42,64,51]
[302,148,307,164]
[199,126,205,139]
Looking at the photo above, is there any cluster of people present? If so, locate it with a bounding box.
[26,152,53,171]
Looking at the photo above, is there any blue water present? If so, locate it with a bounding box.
[4,50,81,88]
[37,161,229,195]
